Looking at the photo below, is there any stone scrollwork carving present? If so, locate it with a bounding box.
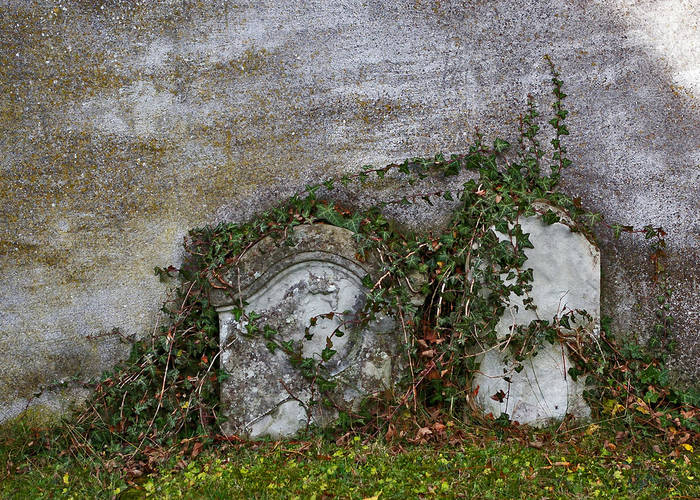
[209,224,405,438]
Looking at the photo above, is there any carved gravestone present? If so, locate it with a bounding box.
[209,224,406,438]
[472,204,600,425]
[211,206,600,435]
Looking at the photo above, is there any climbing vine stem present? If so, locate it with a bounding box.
[60,57,697,461]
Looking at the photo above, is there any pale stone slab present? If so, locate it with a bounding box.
[473,206,600,425]
[212,224,405,438]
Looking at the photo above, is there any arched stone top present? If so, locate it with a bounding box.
[214,223,402,438]
[209,223,382,310]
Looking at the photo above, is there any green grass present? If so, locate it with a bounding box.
[133,439,697,500]
[1,418,697,499]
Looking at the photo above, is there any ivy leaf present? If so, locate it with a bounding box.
[263,325,277,339]
[494,138,511,153]
[494,220,509,234]
[321,347,337,362]
[232,307,244,322]
[341,213,364,233]
[542,210,560,225]
[305,184,320,196]
[517,232,534,249]
[248,311,261,322]
[490,390,506,402]
[559,315,571,329]
[315,203,341,224]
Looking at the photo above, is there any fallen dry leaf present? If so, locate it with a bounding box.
[416,427,433,439]
[433,422,446,433]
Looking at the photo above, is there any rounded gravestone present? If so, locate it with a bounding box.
[472,204,600,426]
[209,223,410,438]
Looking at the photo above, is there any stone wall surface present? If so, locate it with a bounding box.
[1,0,698,421]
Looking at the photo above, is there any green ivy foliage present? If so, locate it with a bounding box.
[64,57,694,460]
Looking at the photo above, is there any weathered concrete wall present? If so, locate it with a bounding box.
[1,0,697,421]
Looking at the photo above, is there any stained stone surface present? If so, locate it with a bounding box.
[211,224,406,438]
[473,206,600,426]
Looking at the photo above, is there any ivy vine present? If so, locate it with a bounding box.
[62,57,696,462]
